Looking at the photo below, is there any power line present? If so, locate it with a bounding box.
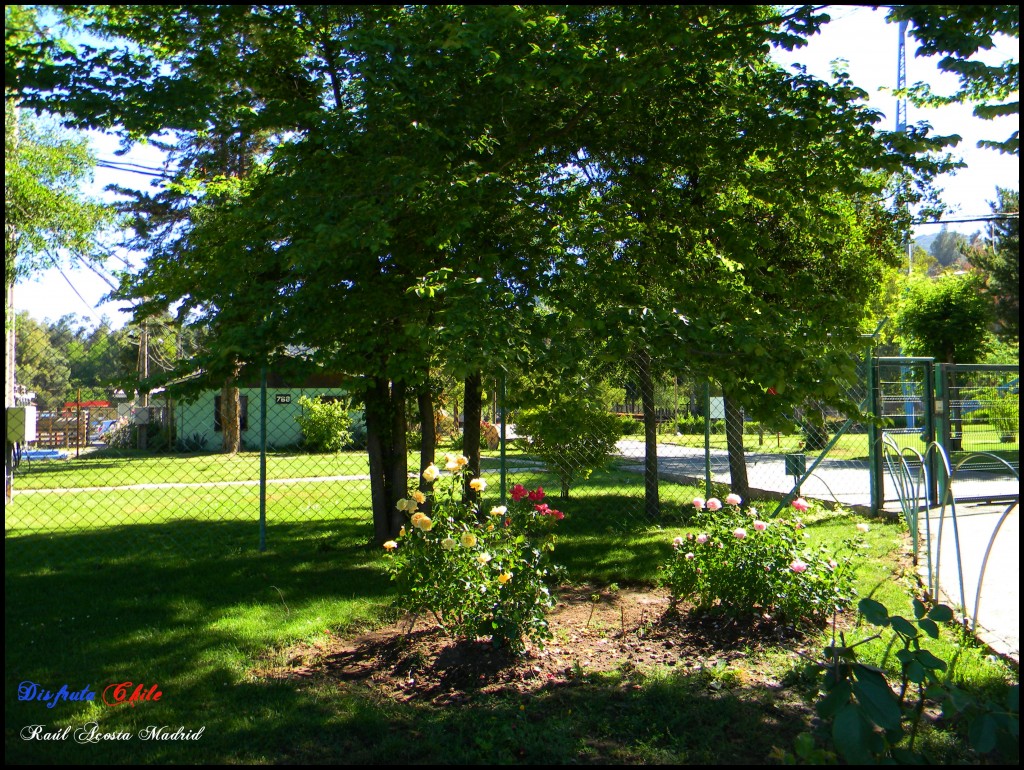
[914,213,1019,225]
[44,253,103,322]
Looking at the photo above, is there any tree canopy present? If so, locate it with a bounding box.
[896,273,993,364]
[7,4,966,536]
[888,5,1019,154]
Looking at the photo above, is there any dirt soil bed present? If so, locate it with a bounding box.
[263,585,825,707]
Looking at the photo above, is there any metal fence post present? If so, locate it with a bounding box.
[259,365,267,552]
[867,354,882,516]
[704,380,712,499]
[499,371,507,506]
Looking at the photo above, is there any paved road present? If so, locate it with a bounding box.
[615,439,1020,661]
[614,439,1019,512]
[919,500,1019,663]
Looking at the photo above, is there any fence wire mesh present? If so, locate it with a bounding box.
[501,350,874,529]
[8,314,880,560]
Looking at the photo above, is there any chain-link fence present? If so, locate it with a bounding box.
[500,351,874,534]
[8,314,880,560]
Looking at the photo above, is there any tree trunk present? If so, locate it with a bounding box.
[462,371,483,503]
[388,379,408,536]
[221,378,240,454]
[365,376,408,544]
[724,391,749,502]
[639,349,660,519]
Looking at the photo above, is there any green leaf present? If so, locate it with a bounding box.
[969,713,998,754]
[927,604,955,622]
[905,660,926,684]
[890,616,919,638]
[912,598,927,619]
[832,704,876,765]
[852,665,902,730]
[915,649,947,672]
[918,618,940,639]
[817,680,853,719]
[859,598,890,626]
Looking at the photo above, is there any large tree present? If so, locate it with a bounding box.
[966,188,1019,339]
[888,5,1019,154]
[10,5,955,533]
[896,273,993,364]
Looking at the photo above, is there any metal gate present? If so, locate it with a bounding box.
[873,359,1019,508]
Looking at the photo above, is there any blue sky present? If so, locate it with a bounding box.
[14,6,1020,328]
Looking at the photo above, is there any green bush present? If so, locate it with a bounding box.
[347,410,367,450]
[515,395,622,499]
[384,463,563,654]
[986,389,1019,440]
[660,495,859,624]
[617,414,644,436]
[296,395,351,452]
[802,419,831,451]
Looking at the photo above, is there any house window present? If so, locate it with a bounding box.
[214,395,249,432]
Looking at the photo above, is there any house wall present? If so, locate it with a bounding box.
[175,387,349,451]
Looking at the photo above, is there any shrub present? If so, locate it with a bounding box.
[802,419,831,451]
[617,414,644,436]
[347,410,367,450]
[985,389,1019,440]
[384,458,563,654]
[677,415,705,435]
[661,494,859,624]
[296,395,351,453]
[176,432,209,452]
[515,395,622,498]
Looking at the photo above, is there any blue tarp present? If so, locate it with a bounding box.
[22,449,68,460]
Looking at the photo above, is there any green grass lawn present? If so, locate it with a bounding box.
[13,449,372,490]
[5,459,1017,764]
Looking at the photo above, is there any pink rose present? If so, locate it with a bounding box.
[706,498,722,511]
[692,497,706,510]
[726,493,742,506]
[673,536,685,548]
[753,520,768,532]
[511,484,528,502]
[792,497,810,513]
[696,533,708,544]
[790,559,808,573]
[733,528,747,539]
[528,487,545,502]
[685,552,695,560]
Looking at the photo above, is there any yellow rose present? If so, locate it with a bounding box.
[399,526,406,537]
[410,512,426,528]
[459,532,477,548]
[383,540,398,551]
[411,490,427,504]
[456,455,469,467]
[477,552,492,564]
[422,464,440,483]
[489,505,507,517]
[395,498,409,511]
[441,537,456,550]
[417,516,433,532]
[498,572,512,584]
[469,477,487,492]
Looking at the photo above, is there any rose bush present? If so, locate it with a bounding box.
[384,454,563,654]
[660,494,860,624]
